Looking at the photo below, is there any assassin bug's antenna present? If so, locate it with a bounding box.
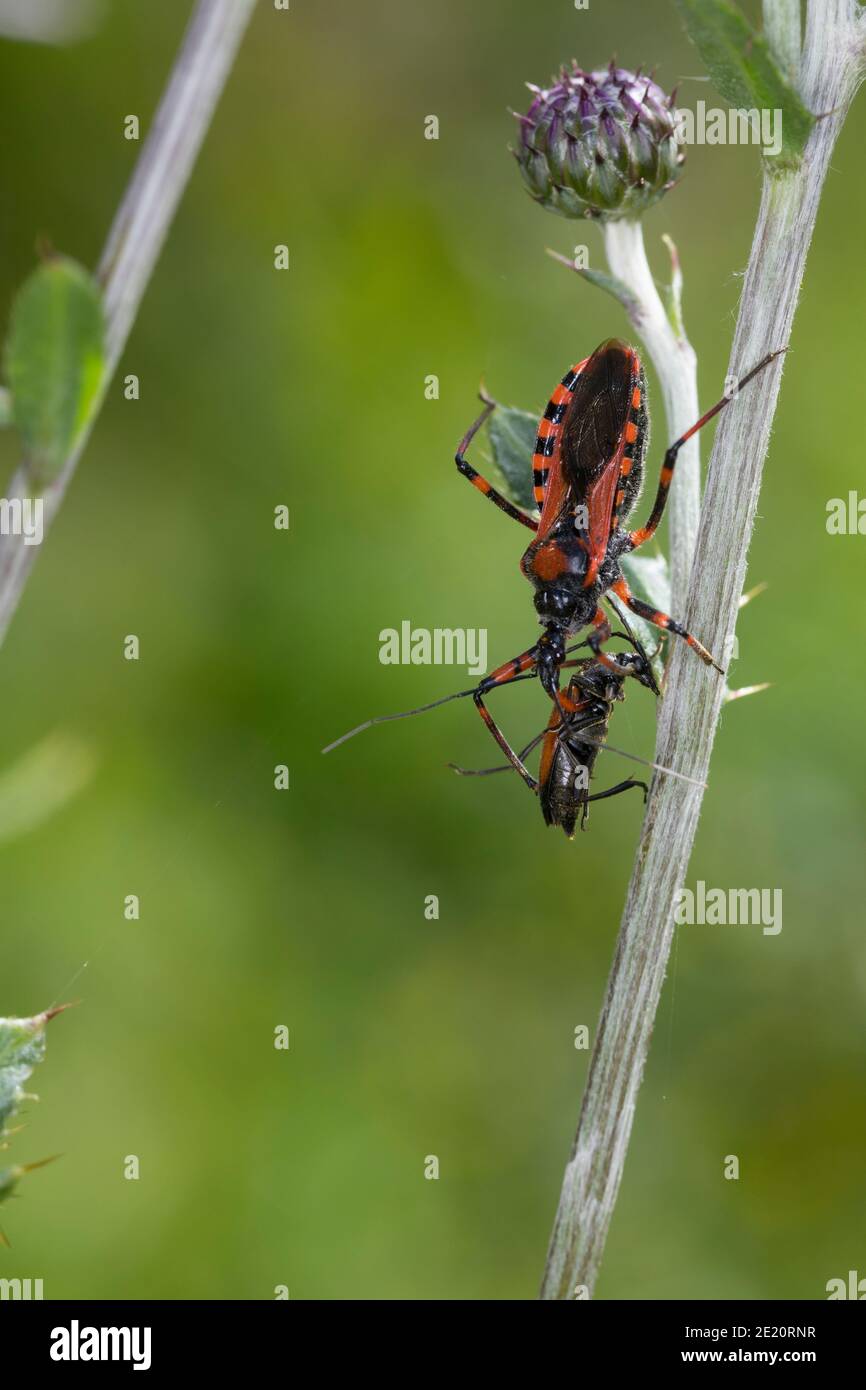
[321,676,537,754]
[321,624,648,757]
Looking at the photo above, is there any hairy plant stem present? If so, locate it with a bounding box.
[541,0,866,1301]
[602,218,699,614]
[0,0,256,644]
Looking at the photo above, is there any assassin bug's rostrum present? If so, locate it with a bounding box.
[324,338,781,795]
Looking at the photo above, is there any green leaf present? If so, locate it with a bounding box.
[571,267,640,317]
[0,1008,67,1240]
[674,0,814,168]
[485,404,538,513]
[0,387,11,427]
[547,249,640,318]
[0,1010,53,1136]
[4,256,105,484]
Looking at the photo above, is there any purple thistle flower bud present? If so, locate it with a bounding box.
[513,61,684,221]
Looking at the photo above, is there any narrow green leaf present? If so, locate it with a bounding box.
[4,256,105,484]
[661,234,686,342]
[485,404,538,513]
[572,266,640,317]
[547,249,640,318]
[674,0,814,167]
[0,387,11,427]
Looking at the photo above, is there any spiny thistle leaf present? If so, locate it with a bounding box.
[0,1008,66,1137]
[4,255,105,485]
[674,0,814,168]
[0,1007,68,1243]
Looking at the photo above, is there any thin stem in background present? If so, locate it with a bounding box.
[541,0,866,1301]
[0,0,257,644]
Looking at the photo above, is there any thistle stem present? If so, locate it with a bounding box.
[601,218,699,615]
[541,0,866,1300]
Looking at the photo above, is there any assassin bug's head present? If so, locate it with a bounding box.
[533,582,597,634]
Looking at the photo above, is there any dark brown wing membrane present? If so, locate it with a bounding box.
[559,338,633,491]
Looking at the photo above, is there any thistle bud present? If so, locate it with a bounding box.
[513,61,684,221]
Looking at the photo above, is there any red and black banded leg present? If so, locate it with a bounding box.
[473,648,541,788]
[610,578,723,673]
[455,396,538,533]
[628,348,785,552]
[586,608,655,685]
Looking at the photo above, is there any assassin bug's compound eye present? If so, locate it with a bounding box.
[513,61,684,221]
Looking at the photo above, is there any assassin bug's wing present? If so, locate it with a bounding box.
[559,340,646,586]
[533,357,590,539]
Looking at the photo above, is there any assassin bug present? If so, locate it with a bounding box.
[323,339,782,787]
[450,338,782,782]
[450,648,654,837]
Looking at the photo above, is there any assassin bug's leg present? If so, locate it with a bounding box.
[473,693,538,789]
[455,395,539,533]
[610,578,724,673]
[472,647,542,788]
[628,348,785,551]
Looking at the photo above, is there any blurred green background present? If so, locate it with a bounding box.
[1,0,864,1300]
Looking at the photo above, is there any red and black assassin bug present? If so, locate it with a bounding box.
[450,648,654,837]
[323,338,781,785]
